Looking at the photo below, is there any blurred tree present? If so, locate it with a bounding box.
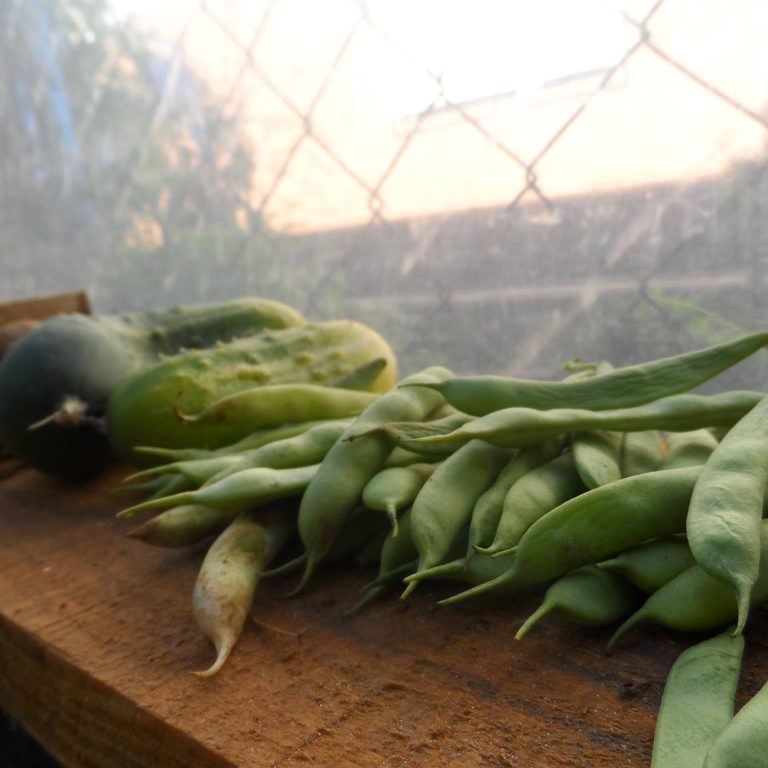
[0,0,260,309]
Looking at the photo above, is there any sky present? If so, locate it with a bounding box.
[110,0,643,115]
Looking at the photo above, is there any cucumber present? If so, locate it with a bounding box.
[107,320,398,463]
[0,298,305,477]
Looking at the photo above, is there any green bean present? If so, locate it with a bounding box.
[264,504,390,582]
[125,456,244,488]
[620,430,665,477]
[202,419,351,486]
[704,673,768,767]
[608,518,768,648]
[110,475,174,497]
[357,412,474,457]
[571,431,622,489]
[147,473,194,500]
[467,440,563,554]
[292,367,453,593]
[410,391,765,449]
[331,357,388,390]
[117,464,318,518]
[478,453,584,558]
[127,504,241,547]
[402,440,511,597]
[560,359,614,380]
[599,536,696,593]
[133,420,329,463]
[349,512,468,613]
[133,420,330,461]
[687,393,768,635]
[192,507,293,676]
[383,447,431,468]
[126,419,352,488]
[402,332,768,415]
[652,630,744,768]
[362,463,438,535]
[515,567,641,640]
[661,429,719,470]
[436,467,701,606]
[403,552,519,590]
[176,383,379,443]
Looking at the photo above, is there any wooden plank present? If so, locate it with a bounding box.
[0,291,91,325]
[1,467,767,768]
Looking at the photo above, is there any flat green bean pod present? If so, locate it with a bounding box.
[354,412,474,458]
[117,463,318,517]
[332,358,389,390]
[292,366,453,593]
[652,630,744,768]
[571,431,622,489]
[409,391,765,449]
[599,536,695,593]
[435,466,701,605]
[608,518,768,648]
[126,419,352,488]
[687,393,768,635]
[467,440,563,554]
[515,566,641,640]
[133,420,330,463]
[619,430,664,477]
[404,439,511,597]
[402,552,517,590]
[176,383,379,446]
[479,452,584,558]
[402,332,768,415]
[127,504,241,547]
[661,428,719,470]
[704,673,768,767]
[362,463,438,535]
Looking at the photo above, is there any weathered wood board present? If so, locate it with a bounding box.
[1,466,767,767]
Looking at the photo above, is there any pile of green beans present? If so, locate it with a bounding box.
[114,330,768,763]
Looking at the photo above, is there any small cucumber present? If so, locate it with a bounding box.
[107,319,398,462]
[0,298,305,477]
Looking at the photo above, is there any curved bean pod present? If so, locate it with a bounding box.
[117,464,318,517]
[356,412,474,458]
[127,420,351,488]
[515,566,641,640]
[192,507,293,676]
[661,429,719,470]
[403,439,512,596]
[410,391,765,449]
[571,431,622,489]
[619,430,665,477]
[687,393,768,635]
[467,440,563,554]
[704,673,768,767]
[402,332,768,415]
[127,504,241,547]
[480,452,584,558]
[608,518,768,649]
[651,630,744,768]
[437,466,701,605]
[599,536,695,593]
[362,463,438,535]
[293,367,453,593]
[176,383,378,442]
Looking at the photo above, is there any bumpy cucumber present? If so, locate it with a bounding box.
[0,298,305,477]
[107,319,398,461]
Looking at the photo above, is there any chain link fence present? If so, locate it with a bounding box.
[1,0,767,387]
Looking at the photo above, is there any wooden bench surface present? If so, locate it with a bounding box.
[2,464,767,768]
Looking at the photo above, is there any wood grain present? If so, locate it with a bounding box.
[1,467,767,768]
